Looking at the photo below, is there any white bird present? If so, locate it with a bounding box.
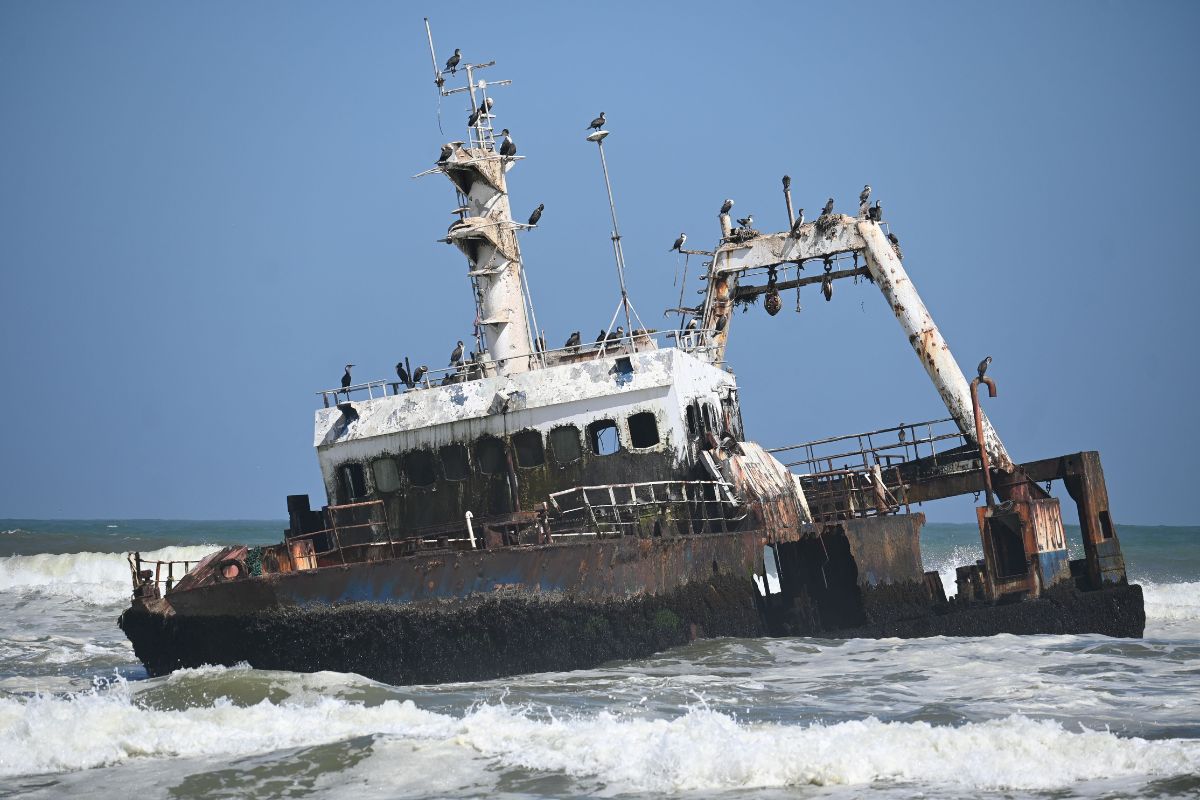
[736,214,753,228]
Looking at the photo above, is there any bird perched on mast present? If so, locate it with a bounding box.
[977,356,992,379]
[395,361,412,389]
[868,200,883,222]
[528,204,544,226]
[587,111,606,130]
[790,209,806,235]
[412,365,429,385]
[888,232,903,260]
[720,199,734,215]
[499,129,516,157]
[449,340,465,367]
[670,233,687,252]
[445,48,461,74]
[821,197,835,216]
[859,184,871,205]
[340,364,354,392]
[736,214,754,228]
[467,97,493,127]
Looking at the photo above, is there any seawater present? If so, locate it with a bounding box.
[0,520,1197,799]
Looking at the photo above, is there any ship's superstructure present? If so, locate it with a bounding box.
[118,32,1144,686]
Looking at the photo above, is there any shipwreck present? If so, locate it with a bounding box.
[119,31,1144,686]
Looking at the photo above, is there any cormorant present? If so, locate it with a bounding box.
[445,48,461,73]
[783,175,791,191]
[595,329,607,343]
[564,331,581,351]
[396,362,412,389]
[438,144,453,163]
[528,203,544,226]
[606,326,624,341]
[821,198,835,216]
[888,232,902,261]
[685,317,698,332]
[720,199,734,215]
[859,184,872,205]
[977,356,992,379]
[449,340,464,366]
[340,364,354,393]
[790,209,806,235]
[499,129,516,157]
[412,365,428,385]
[869,200,883,222]
[670,233,686,252]
[467,98,493,126]
[587,111,606,130]
[736,215,753,228]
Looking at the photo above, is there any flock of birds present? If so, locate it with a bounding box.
[340,51,904,397]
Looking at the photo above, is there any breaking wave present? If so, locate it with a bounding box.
[1141,580,1200,622]
[0,546,219,606]
[1,671,1198,790]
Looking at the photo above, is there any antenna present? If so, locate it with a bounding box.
[588,128,645,350]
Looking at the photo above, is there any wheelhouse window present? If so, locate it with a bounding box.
[686,403,698,437]
[338,463,367,503]
[587,419,620,456]
[439,444,469,481]
[512,429,545,467]
[549,425,583,463]
[371,458,400,493]
[628,412,660,448]
[475,436,506,475]
[403,450,437,487]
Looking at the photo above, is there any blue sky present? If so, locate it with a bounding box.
[1,1,1197,523]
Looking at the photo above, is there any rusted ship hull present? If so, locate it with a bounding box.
[120,515,1144,685]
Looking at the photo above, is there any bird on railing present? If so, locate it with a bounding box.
[605,326,624,342]
[340,364,354,393]
[445,48,461,74]
[977,356,992,379]
[396,361,412,389]
[412,365,428,385]
[499,129,516,157]
[449,340,464,366]
[587,111,606,130]
[564,331,581,352]
[528,203,544,226]
[670,233,686,252]
[467,97,493,127]
[594,328,607,344]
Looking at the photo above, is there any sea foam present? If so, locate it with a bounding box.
[1,674,1199,790]
[0,546,218,606]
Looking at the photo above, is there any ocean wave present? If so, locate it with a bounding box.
[0,546,218,606]
[1141,580,1200,622]
[1,674,1198,790]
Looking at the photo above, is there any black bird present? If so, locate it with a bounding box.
[888,232,903,261]
[449,340,465,366]
[821,197,835,216]
[499,129,516,157]
[587,111,606,130]
[445,48,461,73]
[859,184,872,205]
[528,203,544,226]
[790,209,806,235]
[606,326,624,341]
[736,215,753,228]
[467,97,493,127]
[977,356,992,379]
[685,317,698,330]
[438,144,453,163]
[396,361,412,389]
[595,328,607,343]
[868,200,883,222]
[340,364,354,390]
[720,198,734,215]
[670,232,687,252]
[564,331,581,351]
[412,365,429,385]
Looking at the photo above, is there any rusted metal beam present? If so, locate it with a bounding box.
[733,266,870,301]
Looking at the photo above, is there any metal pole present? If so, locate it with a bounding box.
[594,138,634,342]
[970,376,998,508]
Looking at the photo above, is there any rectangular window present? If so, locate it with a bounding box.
[440,444,469,481]
[628,412,660,448]
[403,451,437,487]
[587,419,620,456]
[475,436,506,475]
[372,458,400,493]
[549,425,583,463]
[338,463,367,502]
[512,429,545,467]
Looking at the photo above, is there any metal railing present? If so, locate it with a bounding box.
[127,552,202,594]
[315,328,721,407]
[770,418,973,522]
[548,480,743,538]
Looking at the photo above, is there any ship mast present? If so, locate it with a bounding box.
[420,21,539,376]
